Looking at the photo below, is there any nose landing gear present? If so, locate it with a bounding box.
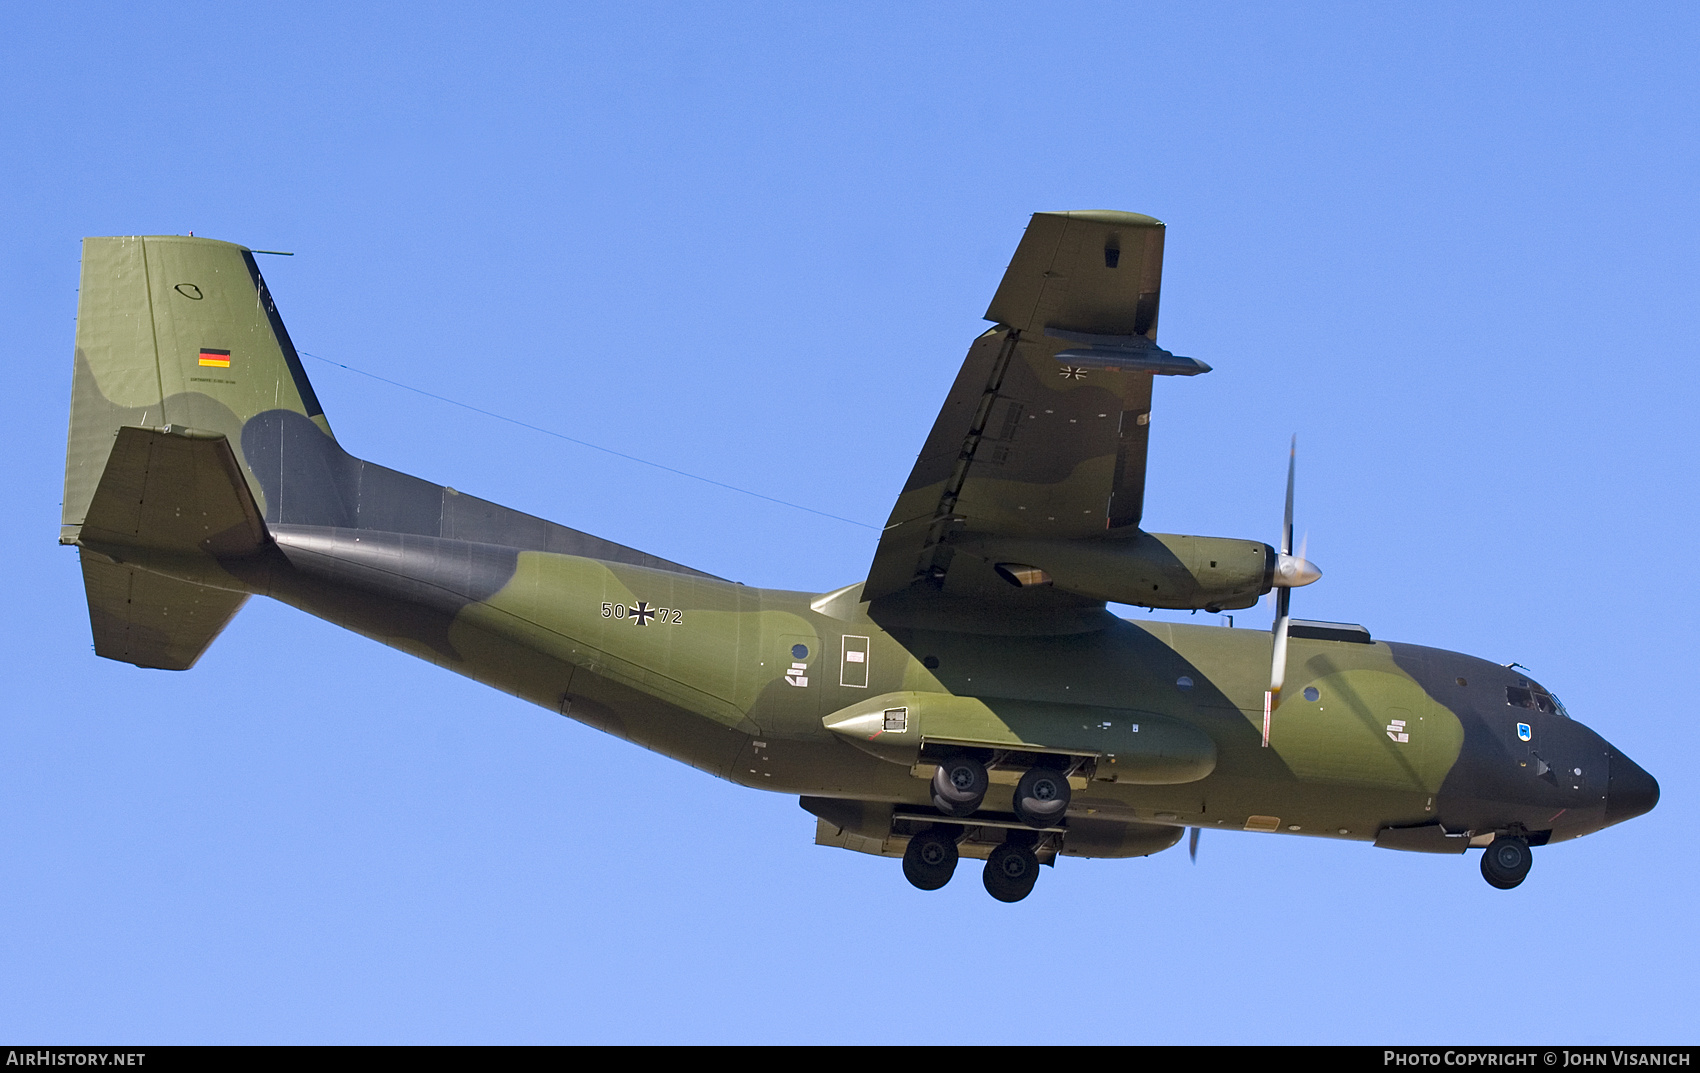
[1480,835,1533,889]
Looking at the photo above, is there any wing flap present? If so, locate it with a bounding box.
[863,329,1014,599]
[950,335,1153,535]
[864,327,1154,601]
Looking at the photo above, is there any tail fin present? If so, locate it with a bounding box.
[63,236,324,668]
[63,235,719,670]
[62,235,329,544]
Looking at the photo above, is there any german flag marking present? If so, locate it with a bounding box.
[198,348,231,368]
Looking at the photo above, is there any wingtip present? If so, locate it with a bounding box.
[1037,210,1165,228]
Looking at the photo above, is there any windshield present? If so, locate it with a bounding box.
[1506,677,1569,719]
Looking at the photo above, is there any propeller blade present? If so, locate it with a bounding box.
[1266,438,1300,747]
[1270,569,1292,700]
[1266,607,1289,747]
[1270,450,1320,589]
[1282,435,1296,557]
[1188,826,1201,863]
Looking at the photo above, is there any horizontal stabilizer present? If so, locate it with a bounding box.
[75,425,267,669]
[80,554,249,670]
[79,426,267,557]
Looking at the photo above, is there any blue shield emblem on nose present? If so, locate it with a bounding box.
[1517,723,1532,741]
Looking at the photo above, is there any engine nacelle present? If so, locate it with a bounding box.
[949,530,1272,611]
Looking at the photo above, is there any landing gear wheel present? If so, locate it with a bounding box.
[931,755,989,817]
[1480,835,1533,889]
[902,830,959,891]
[983,842,1040,903]
[1013,767,1071,829]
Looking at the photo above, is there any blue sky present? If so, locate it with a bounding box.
[3,3,1696,1043]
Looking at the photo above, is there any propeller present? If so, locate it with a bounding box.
[1188,826,1201,863]
[1264,436,1322,747]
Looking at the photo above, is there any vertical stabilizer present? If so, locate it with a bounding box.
[62,236,330,544]
[61,235,717,670]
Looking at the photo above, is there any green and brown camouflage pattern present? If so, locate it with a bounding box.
[60,219,1658,889]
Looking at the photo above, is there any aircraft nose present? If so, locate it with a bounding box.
[1605,750,1660,826]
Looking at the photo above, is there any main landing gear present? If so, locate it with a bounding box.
[908,752,1072,902]
[930,755,989,817]
[983,839,1040,903]
[930,755,1073,830]
[902,829,959,891]
[1013,767,1071,829]
[1480,835,1533,889]
[901,827,1044,902]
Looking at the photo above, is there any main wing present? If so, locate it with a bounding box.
[865,211,1208,609]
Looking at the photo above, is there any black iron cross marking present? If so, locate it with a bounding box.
[629,601,656,625]
[1058,365,1087,380]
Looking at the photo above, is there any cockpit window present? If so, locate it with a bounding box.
[1506,678,1568,719]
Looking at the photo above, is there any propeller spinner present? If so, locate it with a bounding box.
[1264,436,1321,747]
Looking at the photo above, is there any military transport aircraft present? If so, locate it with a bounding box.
[60,211,1658,902]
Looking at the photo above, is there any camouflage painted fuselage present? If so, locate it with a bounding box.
[61,233,1657,879]
[256,534,1641,856]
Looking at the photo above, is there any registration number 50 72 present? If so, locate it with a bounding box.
[600,601,683,625]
